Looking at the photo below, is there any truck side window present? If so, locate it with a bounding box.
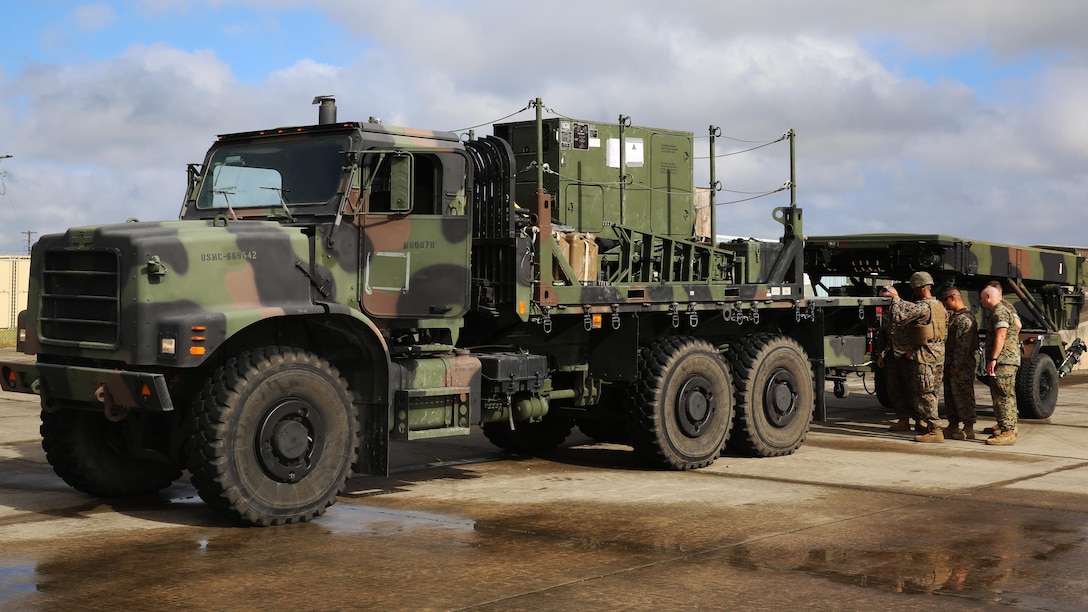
[413,155,439,214]
[363,152,445,214]
[363,154,394,213]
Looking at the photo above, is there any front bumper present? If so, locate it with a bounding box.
[0,361,174,412]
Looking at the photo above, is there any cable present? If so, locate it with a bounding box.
[538,161,789,201]
[715,184,790,206]
[694,131,788,142]
[449,102,533,134]
[694,134,788,159]
[450,100,594,134]
[0,155,9,196]
[0,156,20,227]
[539,103,576,120]
[536,165,695,197]
[719,133,789,144]
[719,182,791,195]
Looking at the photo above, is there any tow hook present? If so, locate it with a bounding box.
[95,383,129,422]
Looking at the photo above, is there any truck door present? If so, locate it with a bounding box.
[359,151,471,319]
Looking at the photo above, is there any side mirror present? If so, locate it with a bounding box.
[390,154,412,212]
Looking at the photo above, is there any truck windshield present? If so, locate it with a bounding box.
[194,135,350,210]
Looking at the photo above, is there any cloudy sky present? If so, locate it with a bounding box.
[1,0,1086,254]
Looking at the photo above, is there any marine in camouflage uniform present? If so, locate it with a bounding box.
[938,287,978,440]
[981,286,1021,445]
[877,307,919,430]
[882,271,947,442]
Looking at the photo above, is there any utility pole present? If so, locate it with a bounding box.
[1,154,29,255]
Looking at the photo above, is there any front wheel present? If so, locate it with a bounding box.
[1016,355,1058,420]
[41,405,182,497]
[187,347,359,526]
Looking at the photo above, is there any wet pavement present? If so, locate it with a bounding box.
[3,346,1088,610]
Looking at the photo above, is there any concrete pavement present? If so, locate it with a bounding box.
[2,346,1088,609]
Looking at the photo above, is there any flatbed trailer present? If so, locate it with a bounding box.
[805,233,1087,418]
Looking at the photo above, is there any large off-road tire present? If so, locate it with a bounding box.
[727,334,814,457]
[482,414,574,454]
[1016,354,1059,420]
[187,347,358,526]
[629,337,733,470]
[40,406,182,497]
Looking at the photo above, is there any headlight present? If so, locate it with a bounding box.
[160,335,177,357]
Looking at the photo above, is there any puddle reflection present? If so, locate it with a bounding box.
[0,558,36,605]
[726,520,1088,602]
[319,503,475,536]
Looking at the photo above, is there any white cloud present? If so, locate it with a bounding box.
[268,59,340,84]
[2,0,1088,253]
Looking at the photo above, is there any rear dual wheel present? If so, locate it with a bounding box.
[727,334,814,457]
[630,337,734,470]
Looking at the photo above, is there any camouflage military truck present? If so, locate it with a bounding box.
[805,234,1087,419]
[0,98,884,526]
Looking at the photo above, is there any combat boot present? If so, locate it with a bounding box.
[943,422,962,439]
[915,426,944,443]
[982,424,999,434]
[961,423,976,440]
[888,418,912,432]
[985,429,1017,446]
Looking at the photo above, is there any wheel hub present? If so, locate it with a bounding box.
[272,420,310,460]
[763,368,798,426]
[1040,372,1054,398]
[677,376,714,437]
[256,398,326,483]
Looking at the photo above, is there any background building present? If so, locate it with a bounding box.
[1,255,29,331]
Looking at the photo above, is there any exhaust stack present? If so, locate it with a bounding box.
[312,95,337,125]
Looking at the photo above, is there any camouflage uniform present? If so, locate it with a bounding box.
[943,307,978,425]
[877,317,915,421]
[986,300,1021,431]
[889,295,946,423]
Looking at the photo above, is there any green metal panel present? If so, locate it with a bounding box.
[650,131,694,237]
[495,118,694,240]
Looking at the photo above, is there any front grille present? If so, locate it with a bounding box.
[40,249,121,348]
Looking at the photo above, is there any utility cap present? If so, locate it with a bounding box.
[909,271,935,288]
